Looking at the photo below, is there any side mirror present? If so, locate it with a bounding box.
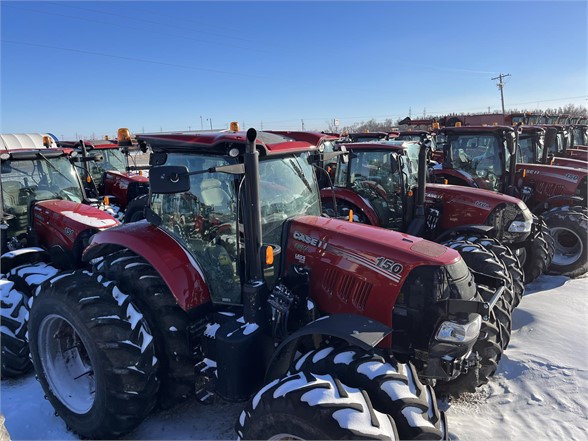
[149,165,191,194]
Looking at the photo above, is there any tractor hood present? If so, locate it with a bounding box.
[33,200,119,252]
[516,163,588,206]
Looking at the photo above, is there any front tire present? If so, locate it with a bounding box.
[27,270,159,439]
[292,346,446,440]
[237,371,400,440]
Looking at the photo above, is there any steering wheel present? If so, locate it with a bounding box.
[457,148,472,164]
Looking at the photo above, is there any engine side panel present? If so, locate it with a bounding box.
[103,171,149,209]
[283,216,459,328]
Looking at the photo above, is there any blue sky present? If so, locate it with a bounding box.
[1,1,586,139]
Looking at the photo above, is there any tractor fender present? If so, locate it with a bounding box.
[319,187,381,225]
[1,247,50,274]
[264,314,391,382]
[434,224,494,243]
[82,222,211,311]
[535,194,585,213]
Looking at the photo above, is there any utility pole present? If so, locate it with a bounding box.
[491,73,511,117]
[200,116,203,130]
[301,119,305,130]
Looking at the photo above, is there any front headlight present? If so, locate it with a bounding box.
[435,315,481,343]
[508,218,532,233]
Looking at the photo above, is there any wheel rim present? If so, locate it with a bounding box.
[38,314,96,414]
[550,226,584,266]
[268,435,305,440]
[514,247,526,267]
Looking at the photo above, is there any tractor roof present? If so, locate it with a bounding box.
[59,140,119,150]
[265,130,342,146]
[439,125,516,136]
[341,140,419,154]
[0,133,59,151]
[136,130,316,157]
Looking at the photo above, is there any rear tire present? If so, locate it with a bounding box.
[27,270,159,439]
[292,345,446,440]
[93,249,195,407]
[542,207,588,277]
[237,371,400,440]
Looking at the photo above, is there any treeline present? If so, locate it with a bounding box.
[326,103,588,134]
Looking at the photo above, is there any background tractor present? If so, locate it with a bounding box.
[60,128,150,222]
[24,126,503,439]
[1,132,119,377]
[431,125,587,278]
[317,138,532,301]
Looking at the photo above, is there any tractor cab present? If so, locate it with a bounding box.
[436,127,513,193]
[138,127,321,305]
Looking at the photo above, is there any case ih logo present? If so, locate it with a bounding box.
[474,201,490,209]
[64,227,75,237]
[293,231,328,249]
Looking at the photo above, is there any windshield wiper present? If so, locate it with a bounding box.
[36,152,76,185]
[288,158,312,193]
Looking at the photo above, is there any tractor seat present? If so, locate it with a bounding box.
[200,179,231,212]
[2,181,28,238]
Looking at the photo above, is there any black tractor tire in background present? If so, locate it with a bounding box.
[0,263,59,378]
[123,194,148,223]
[292,345,447,440]
[1,279,31,377]
[237,371,400,440]
[542,207,588,277]
[442,239,513,350]
[27,270,159,439]
[450,234,524,309]
[93,249,195,407]
[516,216,553,284]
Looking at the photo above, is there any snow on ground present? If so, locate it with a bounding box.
[1,274,586,440]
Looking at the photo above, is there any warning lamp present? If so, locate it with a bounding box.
[265,245,274,266]
[104,135,109,140]
[455,122,462,127]
[139,170,143,176]
[432,122,440,129]
[42,135,53,148]
[103,196,110,205]
[229,122,240,132]
[348,209,354,222]
[522,169,527,178]
[443,179,448,185]
[550,157,555,165]
[117,128,132,146]
[407,189,414,197]
[86,176,92,183]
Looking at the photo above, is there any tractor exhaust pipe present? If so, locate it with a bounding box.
[406,141,428,236]
[242,128,268,324]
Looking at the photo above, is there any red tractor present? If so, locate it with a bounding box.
[517,125,587,169]
[24,127,504,439]
[431,125,587,277]
[60,129,150,222]
[317,138,537,298]
[1,133,119,377]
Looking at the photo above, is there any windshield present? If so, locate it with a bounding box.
[517,134,543,163]
[1,155,84,208]
[259,152,321,246]
[87,149,128,185]
[572,127,587,146]
[446,134,504,191]
[334,149,405,229]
